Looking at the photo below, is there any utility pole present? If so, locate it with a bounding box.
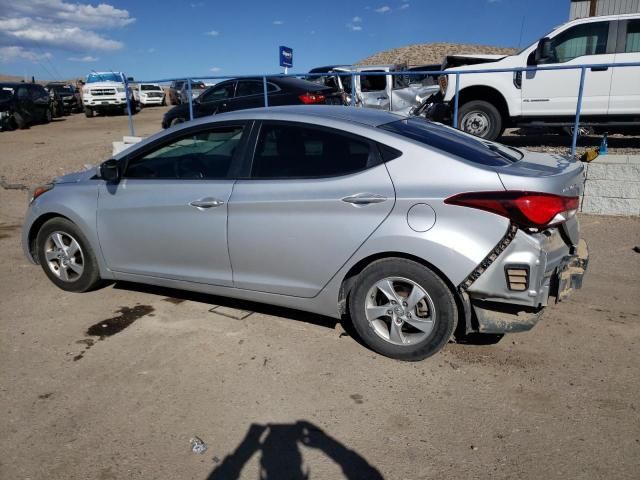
[589,0,598,17]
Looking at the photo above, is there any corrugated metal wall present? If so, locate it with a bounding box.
[570,0,640,19]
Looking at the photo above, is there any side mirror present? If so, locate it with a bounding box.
[534,37,553,64]
[100,158,121,182]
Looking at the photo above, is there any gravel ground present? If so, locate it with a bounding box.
[1,107,639,480]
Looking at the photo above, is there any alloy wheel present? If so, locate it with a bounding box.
[364,276,436,346]
[44,231,84,282]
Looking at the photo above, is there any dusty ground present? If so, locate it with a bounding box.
[1,108,639,480]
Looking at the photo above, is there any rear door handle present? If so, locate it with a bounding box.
[342,193,387,205]
[189,197,224,209]
[590,66,608,72]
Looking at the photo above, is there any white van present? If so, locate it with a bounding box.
[423,14,640,140]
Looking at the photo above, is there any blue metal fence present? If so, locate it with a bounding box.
[128,61,640,156]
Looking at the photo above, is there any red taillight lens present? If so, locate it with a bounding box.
[299,92,326,104]
[444,191,579,228]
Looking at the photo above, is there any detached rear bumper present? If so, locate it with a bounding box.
[464,227,589,334]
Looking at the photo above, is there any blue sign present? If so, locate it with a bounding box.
[279,46,293,68]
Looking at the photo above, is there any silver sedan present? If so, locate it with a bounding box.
[22,106,588,360]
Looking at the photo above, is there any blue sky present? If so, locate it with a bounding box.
[0,0,570,82]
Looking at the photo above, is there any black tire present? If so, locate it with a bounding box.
[457,100,503,141]
[14,112,28,129]
[36,218,103,293]
[170,117,185,127]
[44,108,52,124]
[84,107,93,118]
[161,98,166,106]
[349,258,457,361]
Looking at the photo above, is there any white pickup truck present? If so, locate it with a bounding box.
[82,72,135,118]
[422,13,640,140]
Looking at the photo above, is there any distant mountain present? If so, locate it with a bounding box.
[357,42,518,66]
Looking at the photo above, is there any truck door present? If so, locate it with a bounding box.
[521,19,615,117]
[609,18,640,115]
[358,70,391,110]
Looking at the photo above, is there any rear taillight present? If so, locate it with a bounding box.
[444,191,579,228]
[299,92,326,104]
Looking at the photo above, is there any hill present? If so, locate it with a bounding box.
[357,42,518,66]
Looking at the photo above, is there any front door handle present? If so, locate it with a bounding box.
[591,66,608,72]
[342,193,387,205]
[189,197,224,209]
[376,96,388,100]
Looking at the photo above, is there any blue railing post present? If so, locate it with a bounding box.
[123,75,135,136]
[571,67,587,156]
[263,75,268,107]
[351,72,356,106]
[452,73,461,129]
[187,78,194,121]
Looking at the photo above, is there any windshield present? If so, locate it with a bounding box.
[141,84,161,91]
[86,73,122,83]
[379,117,521,166]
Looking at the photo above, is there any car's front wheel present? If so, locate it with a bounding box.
[170,117,185,127]
[457,100,503,141]
[349,258,457,361]
[36,218,102,292]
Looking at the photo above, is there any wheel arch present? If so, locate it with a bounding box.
[455,85,511,125]
[338,251,468,336]
[27,213,73,264]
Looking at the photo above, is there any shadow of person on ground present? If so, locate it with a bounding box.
[207,421,384,480]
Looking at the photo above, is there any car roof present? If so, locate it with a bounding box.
[196,105,404,127]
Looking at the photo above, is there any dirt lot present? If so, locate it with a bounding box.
[1,109,639,480]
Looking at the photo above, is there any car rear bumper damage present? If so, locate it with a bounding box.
[460,225,588,334]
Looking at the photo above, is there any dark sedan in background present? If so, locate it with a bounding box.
[162,76,342,128]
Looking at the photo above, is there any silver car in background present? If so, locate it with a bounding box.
[22,106,588,360]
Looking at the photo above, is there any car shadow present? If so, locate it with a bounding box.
[206,421,384,480]
[111,281,343,331]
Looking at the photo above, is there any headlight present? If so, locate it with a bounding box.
[438,75,448,95]
[82,87,89,95]
[116,87,125,93]
[30,183,54,204]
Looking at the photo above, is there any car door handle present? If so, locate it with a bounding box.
[189,198,224,209]
[341,193,387,205]
[590,66,608,72]
[376,96,388,100]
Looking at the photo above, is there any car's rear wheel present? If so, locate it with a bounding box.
[349,258,457,361]
[170,117,185,127]
[14,112,28,129]
[36,218,102,292]
[457,100,503,141]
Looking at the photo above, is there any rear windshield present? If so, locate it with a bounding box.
[379,118,521,166]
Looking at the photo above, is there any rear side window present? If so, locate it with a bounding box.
[236,81,265,97]
[624,20,640,53]
[251,123,376,178]
[379,118,515,166]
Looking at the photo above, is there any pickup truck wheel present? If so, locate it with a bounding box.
[349,258,457,361]
[84,107,93,118]
[44,108,52,124]
[458,100,503,141]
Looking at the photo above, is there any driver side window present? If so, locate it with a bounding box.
[125,125,244,180]
[550,21,609,63]
[201,83,235,102]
